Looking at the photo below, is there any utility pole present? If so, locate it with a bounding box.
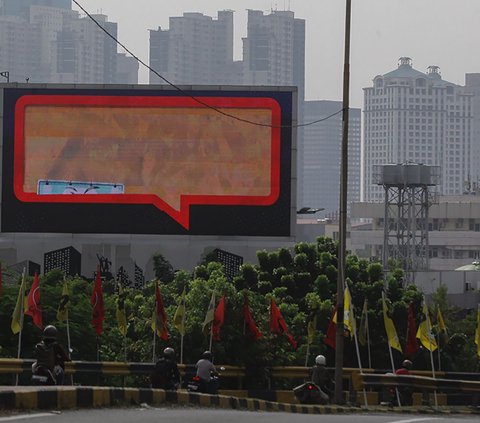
[334,0,351,405]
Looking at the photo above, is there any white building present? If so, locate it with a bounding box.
[351,195,480,271]
[363,57,474,201]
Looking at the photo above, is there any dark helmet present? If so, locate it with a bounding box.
[202,350,213,361]
[163,347,175,359]
[402,359,413,370]
[43,325,58,340]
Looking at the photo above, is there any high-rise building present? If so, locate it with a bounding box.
[0,1,136,84]
[1,0,71,17]
[149,11,237,85]
[242,9,305,101]
[363,57,474,201]
[465,73,480,188]
[302,101,361,216]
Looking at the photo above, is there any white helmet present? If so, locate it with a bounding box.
[315,355,326,365]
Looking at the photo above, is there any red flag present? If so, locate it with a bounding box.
[25,272,42,329]
[91,267,105,336]
[270,298,297,349]
[212,295,226,341]
[324,307,337,349]
[154,281,168,340]
[405,303,419,357]
[243,294,262,340]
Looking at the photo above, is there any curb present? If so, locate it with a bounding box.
[0,386,358,414]
[0,387,478,415]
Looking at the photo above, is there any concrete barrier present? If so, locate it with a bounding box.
[0,386,360,414]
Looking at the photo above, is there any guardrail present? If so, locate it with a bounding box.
[2,358,480,406]
[353,372,480,393]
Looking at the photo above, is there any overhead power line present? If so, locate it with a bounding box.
[71,0,344,129]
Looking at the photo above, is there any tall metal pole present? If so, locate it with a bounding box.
[334,0,351,404]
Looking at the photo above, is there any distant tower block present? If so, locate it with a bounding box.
[213,248,243,281]
[44,246,81,277]
[375,164,439,279]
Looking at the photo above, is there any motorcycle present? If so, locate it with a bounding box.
[293,381,330,404]
[31,363,57,385]
[187,367,224,394]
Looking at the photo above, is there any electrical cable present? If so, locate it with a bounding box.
[72,0,345,129]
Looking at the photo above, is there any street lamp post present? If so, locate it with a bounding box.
[296,207,325,215]
[0,71,10,83]
[334,0,352,405]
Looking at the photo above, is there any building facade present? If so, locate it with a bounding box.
[149,11,237,85]
[351,195,480,271]
[149,9,305,96]
[302,100,361,216]
[0,1,137,84]
[242,9,305,101]
[363,57,474,202]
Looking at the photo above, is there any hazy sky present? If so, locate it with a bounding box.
[74,0,480,108]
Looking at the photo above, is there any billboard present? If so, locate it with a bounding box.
[1,86,294,236]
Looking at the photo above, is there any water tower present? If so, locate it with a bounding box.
[374,163,440,280]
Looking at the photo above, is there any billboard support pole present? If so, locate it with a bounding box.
[334,0,351,405]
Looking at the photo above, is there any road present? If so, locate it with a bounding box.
[0,408,478,423]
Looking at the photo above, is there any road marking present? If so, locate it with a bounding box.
[389,419,443,423]
[0,413,58,422]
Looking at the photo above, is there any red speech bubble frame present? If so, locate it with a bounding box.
[14,94,282,229]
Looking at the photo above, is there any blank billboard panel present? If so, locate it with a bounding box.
[2,87,294,236]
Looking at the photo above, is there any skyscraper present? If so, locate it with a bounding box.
[149,11,238,85]
[149,9,305,94]
[302,101,361,215]
[363,57,474,201]
[1,0,71,17]
[242,9,305,100]
[0,1,135,84]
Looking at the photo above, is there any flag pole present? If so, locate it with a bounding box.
[304,342,310,367]
[387,342,402,407]
[15,268,26,386]
[365,303,372,369]
[347,283,368,407]
[425,300,438,408]
[152,330,156,363]
[437,333,441,371]
[209,321,213,352]
[180,309,185,364]
[66,314,74,385]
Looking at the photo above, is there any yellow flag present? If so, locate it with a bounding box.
[382,292,402,352]
[116,285,128,336]
[11,272,27,334]
[474,304,480,357]
[358,299,368,347]
[344,286,355,337]
[416,299,437,351]
[56,279,70,322]
[437,307,449,344]
[202,291,215,334]
[173,287,186,336]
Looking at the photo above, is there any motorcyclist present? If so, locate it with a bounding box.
[394,359,413,405]
[151,347,180,390]
[310,355,333,403]
[195,350,218,394]
[32,325,70,385]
